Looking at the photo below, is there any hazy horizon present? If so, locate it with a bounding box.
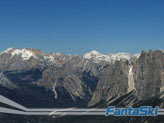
[1,46,163,56]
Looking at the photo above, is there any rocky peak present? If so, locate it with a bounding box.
[140,49,147,57]
[0,47,18,54]
[88,60,130,106]
[84,50,140,64]
[24,48,47,56]
[130,50,164,100]
[0,47,38,60]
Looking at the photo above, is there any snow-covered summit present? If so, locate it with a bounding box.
[11,48,38,60]
[0,47,17,54]
[84,50,140,63]
[0,48,57,64]
[84,50,105,59]
[0,48,140,65]
[0,47,42,60]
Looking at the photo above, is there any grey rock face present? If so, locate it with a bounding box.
[50,52,103,77]
[0,72,16,88]
[89,49,164,106]
[89,60,130,106]
[0,48,104,107]
[36,53,103,104]
[37,65,97,104]
[133,50,164,100]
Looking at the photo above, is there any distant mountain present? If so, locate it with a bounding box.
[0,47,56,71]
[89,49,164,106]
[84,50,140,64]
[0,48,164,122]
[0,48,140,71]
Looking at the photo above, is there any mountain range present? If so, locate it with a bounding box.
[0,47,164,123]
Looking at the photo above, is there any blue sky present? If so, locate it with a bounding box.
[0,0,163,55]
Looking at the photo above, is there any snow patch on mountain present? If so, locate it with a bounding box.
[0,47,15,55]
[84,50,140,63]
[53,82,58,99]
[0,48,37,60]
[127,66,135,92]
[11,48,37,60]
[0,48,58,64]
[84,50,110,63]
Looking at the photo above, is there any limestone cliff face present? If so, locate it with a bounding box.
[89,60,130,106]
[37,66,89,102]
[133,50,164,100]
[89,50,164,106]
